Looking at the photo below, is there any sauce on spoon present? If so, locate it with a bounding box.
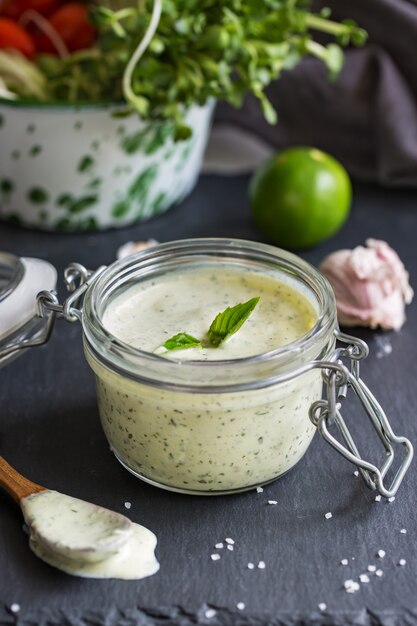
[0,457,159,579]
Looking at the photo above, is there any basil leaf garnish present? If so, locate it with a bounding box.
[208,297,260,347]
[155,297,260,354]
[159,332,202,352]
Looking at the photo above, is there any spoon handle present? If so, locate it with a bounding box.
[0,456,46,503]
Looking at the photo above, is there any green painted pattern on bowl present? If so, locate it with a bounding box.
[0,102,214,231]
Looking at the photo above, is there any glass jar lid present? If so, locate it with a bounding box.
[0,252,24,304]
[0,253,57,365]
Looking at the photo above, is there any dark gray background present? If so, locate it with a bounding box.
[1,176,416,625]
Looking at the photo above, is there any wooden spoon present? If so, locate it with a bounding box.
[0,455,45,502]
[0,456,133,563]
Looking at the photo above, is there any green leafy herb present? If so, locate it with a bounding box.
[159,332,202,352]
[208,297,260,347]
[155,297,260,354]
[0,2,366,139]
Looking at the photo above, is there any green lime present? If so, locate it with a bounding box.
[249,147,352,249]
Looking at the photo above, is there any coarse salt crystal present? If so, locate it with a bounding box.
[247,562,255,570]
[359,574,370,583]
[398,559,406,566]
[227,545,234,551]
[256,486,264,493]
[368,565,376,572]
[324,512,332,520]
[258,561,266,569]
[375,569,383,577]
[400,528,407,534]
[375,495,382,502]
[237,602,246,610]
[344,580,360,593]
[214,543,224,549]
[377,550,386,559]
[205,608,216,619]
[268,500,278,505]
[124,501,131,510]
[10,604,20,614]
[318,603,327,612]
[375,336,393,358]
[353,470,359,477]
[210,554,221,561]
[225,538,234,545]
[341,559,349,565]
[388,496,395,502]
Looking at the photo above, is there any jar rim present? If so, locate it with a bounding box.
[82,238,337,390]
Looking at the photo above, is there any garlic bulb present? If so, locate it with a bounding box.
[117,239,159,260]
[319,239,413,330]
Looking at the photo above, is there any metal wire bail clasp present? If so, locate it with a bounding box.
[38,263,106,323]
[0,263,106,364]
[309,329,413,498]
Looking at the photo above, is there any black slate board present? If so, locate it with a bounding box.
[1,176,416,626]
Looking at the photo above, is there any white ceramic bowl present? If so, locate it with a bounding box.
[0,100,214,231]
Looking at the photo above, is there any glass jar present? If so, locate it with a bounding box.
[82,239,335,494]
[0,239,413,498]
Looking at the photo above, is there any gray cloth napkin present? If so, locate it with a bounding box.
[215,0,417,187]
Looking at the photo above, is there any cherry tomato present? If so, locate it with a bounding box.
[35,3,96,54]
[0,0,60,20]
[0,17,36,57]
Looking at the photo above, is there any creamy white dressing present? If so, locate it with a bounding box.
[102,266,317,359]
[21,490,159,579]
[29,523,159,580]
[89,263,322,493]
[22,490,133,562]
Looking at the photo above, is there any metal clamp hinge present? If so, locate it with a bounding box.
[0,264,106,364]
[310,330,413,498]
[37,263,106,323]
